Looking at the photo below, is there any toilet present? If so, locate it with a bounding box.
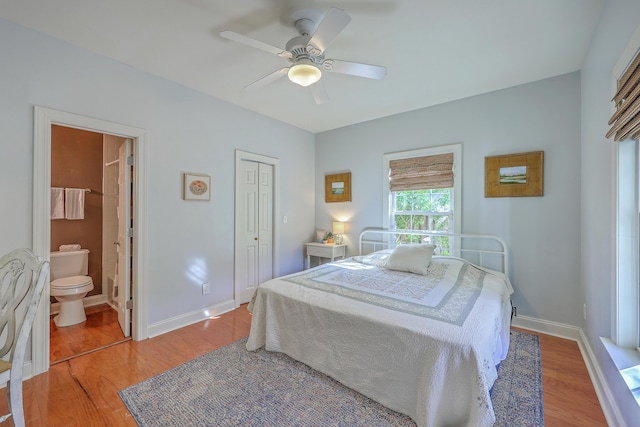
[50,249,94,327]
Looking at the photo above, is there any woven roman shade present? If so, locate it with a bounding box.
[607,49,640,141]
[389,153,454,191]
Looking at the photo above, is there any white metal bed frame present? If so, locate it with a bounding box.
[358,228,510,277]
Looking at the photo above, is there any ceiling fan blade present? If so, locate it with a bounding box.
[244,68,289,91]
[220,30,292,59]
[323,59,386,80]
[307,7,350,54]
[310,81,329,105]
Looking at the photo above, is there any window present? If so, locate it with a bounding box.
[607,25,640,407]
[614,138,640,405]
[616,139,639,350]
[391,189,452,232]
[382,144,461,244]
[610,34,640,353]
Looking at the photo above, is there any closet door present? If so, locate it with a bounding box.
[235,160,273,304]
[257,162,273,284]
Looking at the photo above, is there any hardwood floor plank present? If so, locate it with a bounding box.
[0,307,607,426]
[25,362,109,427]
[50,304,126,364]
[515,328,607,427]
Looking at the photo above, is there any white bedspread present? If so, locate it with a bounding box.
[246,254,514,427]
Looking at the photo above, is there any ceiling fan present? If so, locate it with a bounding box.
[220,7,386,104]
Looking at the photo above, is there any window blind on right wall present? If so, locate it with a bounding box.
[607,49,640,141]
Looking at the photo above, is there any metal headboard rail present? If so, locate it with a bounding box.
[358,228,509,277]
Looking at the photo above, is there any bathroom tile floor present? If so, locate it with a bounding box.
[49,304,129,364]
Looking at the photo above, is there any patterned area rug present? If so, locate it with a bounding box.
[119,330,543,427]
[491,330,544,426]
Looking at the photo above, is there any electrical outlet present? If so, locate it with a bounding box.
[202,282,210,295]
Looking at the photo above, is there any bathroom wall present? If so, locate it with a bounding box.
[50,125,103,297]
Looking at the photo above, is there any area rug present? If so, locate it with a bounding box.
[491,330,544,426]
[119,330,543,427]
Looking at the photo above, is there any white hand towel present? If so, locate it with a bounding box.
[51,187,64,219]
[59,244,81,252]
[65,188,85,220]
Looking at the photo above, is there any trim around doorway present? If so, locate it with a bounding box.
[32,106,149,376]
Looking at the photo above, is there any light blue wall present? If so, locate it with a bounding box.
[0,18,316,324]
[581,0,640,425]
[3,3,640,422]
[316,72,582,327]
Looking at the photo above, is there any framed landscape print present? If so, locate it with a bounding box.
[485,151,544,197]
[325,172,352,203]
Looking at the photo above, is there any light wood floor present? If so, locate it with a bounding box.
[50,304,129,364]
[0,307,607,426]
[514,327,608,426]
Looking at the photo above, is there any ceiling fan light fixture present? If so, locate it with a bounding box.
[288,62,321,87]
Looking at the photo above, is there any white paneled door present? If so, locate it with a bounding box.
[236,159,273,304]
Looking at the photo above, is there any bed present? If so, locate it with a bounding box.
[246,228,513,427]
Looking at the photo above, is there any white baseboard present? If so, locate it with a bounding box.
[512,314,625,427]
[49,294,108,315]
[146,299,237,338]
[583,333,627,427]
[511,314,582,340]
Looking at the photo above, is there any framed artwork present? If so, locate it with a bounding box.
[183,172,211,201]
[485,151,544,197]
[325,172,352,203]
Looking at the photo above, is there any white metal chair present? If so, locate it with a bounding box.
[0,249,49,427]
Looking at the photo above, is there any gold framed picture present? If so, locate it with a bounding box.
[485,151,544,197]
[183,172,211,201]
[325,172,352,203]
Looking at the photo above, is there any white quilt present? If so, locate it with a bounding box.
[246,254,514,427]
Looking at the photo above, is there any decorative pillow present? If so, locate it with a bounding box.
[384,244,436,275]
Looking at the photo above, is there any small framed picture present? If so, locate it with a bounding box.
[183,173,211,201]
[485,151,544,197]
[325,172,352,203]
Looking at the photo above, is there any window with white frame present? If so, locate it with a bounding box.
[609,28,640,406]
[610,38,640,353]
[616,140,639,350]
[383,145,462,248]
[390,188,452,233]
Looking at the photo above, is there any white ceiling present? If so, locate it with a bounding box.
[1,0,603,133]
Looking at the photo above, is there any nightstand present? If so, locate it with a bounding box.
[305,243,347,270]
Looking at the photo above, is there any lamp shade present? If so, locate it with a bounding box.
[288,62,321,87]
[332,221,345,235]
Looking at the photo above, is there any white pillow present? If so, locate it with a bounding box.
[384,244,436,275]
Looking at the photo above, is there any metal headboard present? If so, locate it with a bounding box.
[358,228,509,277]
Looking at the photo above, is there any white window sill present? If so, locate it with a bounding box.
[601,337,640,405]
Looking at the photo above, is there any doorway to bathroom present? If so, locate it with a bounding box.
[49,125,133,363]
[32,106,149,376]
